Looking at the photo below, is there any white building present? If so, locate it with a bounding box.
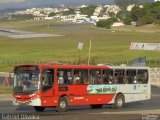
[93,6,103,16]
[112,22,125,27]
[127,4,135,11]
[90,16,99,22]
[80,5,88,8]
[106,5,121,15]
[104,5,110,8]
[44,17,54,20]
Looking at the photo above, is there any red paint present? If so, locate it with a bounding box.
[13,64,115,107]
[13,92,39,102]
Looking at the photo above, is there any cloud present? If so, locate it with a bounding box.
[0,0,25,4]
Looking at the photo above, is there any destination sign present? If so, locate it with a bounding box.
[14,66,39,71]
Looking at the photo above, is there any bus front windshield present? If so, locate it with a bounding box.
[13,66,40,95]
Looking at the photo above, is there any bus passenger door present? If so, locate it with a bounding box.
[41,68,55,106]
[56,69,78,105]
[68,69,89,105]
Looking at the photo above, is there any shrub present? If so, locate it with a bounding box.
[96,20,110,28]
[96,18,118,29]
[123,17,132,25]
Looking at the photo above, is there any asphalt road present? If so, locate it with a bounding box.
[0,28,63,39]
[0,86,160,120]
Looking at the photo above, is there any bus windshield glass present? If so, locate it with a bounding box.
[13,65,40,95]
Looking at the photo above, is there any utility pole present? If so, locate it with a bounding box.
[88,39,92,65]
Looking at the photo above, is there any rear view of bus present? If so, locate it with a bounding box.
[13,65,42,109]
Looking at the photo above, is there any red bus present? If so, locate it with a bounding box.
[13,64,150,112]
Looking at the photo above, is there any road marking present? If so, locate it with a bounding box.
[151,94,160,97]
[0,28,64,39]
[90,109,160,115]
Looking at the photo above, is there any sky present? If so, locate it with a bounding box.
[0,0,114,10]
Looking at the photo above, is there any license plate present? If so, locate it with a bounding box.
[19,102,28,106]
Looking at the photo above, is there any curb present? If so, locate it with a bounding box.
[0,94,12,101]
[0,94,12,96]
[152,84,160,88]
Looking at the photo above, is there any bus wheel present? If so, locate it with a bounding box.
[113,94,125,109]
[56,97,68,112]
[90,104,103,109]
[34,106,45,112]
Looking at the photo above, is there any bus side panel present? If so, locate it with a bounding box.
[54,85,88,97]
[132,84,151,101]
[41,88,59,107]
[69,84,116,105]
[112,84,151,103]
[69,94,115,106]
[54,85,116,106]
[54,85,89,106]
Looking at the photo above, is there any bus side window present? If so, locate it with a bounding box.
[58,70,64,84]
[90,70,102,84]
[126,70,136,84]
[58,69,72,85]
[103,69,113,84]
[65,70,73,85]
[89,70,94,84]
[82,70,89,84]
[42,69,54,91]
[114,69,125,84]
[73,70,89,85]
[73,70,80,85]
[137,70,148,84]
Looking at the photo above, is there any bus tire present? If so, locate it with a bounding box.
[56,97,68,112]
[90,104,103,109]
[113,94,125,109]
[34,106,45,112]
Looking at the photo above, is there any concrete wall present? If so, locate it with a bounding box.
[150,68,160,86]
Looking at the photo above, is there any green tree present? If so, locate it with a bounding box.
[96,18,118,29]
[123,17,132,25]
[127,2,160,26]
[108,12,116,18]
[96,20,110,28]
[116,11,127,20]
[48,12,57,17]
[114,0,139,10]
[11,14,34,20]
[62,8,75,15]
[150,2,160,20]
[80,5,97,17]
[130,6,146,21]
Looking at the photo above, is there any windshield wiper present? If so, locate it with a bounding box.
[15,91,24,94]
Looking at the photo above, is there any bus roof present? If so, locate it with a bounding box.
[14,64,149,70]
[41,64,109,69]
[107,65,149,70]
